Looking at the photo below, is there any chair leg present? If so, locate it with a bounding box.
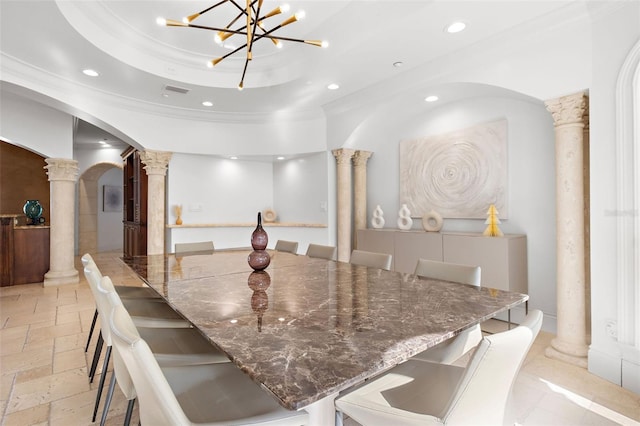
[124,398,135,426]
[89,331,104,382]
[100,371,117,426]
[92,345,111,422]
[85,309,98,352]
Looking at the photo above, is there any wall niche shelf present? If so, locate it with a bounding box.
[166,223,327,229]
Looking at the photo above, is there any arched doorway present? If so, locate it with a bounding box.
[78,162,123,255]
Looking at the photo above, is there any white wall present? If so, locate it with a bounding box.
[74,146,124,176]
[167,152,332,253]
[97,167,123,252]
[273,152,329,224]
[0,90,73,158]
[333,93,558,329]
[587,3,640,391]
[167,153,274,225]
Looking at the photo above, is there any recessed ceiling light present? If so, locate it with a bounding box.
[446,21,466,33]
[327,83,339,90]
[393,61,404,68]
[82,69,99,77]
[276,156,285,160]
[230,156,238,160]
[202,101,213,107]
[425,95,439,102]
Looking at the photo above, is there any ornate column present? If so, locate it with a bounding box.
[352,150,372,248]
[582,106,591,338]
[44,158,79,286]
[140,150,172,256]
[544,92,589,368]
[332,148,355,262]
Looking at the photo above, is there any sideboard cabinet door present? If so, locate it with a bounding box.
[442,233,527,293]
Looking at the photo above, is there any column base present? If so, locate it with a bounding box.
[44,269,79,286]
[546,338,588,368]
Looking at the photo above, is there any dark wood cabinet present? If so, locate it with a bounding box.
[13,226,50,285]
[1,215,50,286]
[122,148,148,257]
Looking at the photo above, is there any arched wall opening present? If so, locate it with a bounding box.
[78,162,123,256]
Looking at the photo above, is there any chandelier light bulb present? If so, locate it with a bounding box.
[321,40,329,48]
[281,4,290,13]
[295,10,306,20]
[156,17,167,26]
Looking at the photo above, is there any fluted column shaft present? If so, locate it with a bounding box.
[140,151,172,256]
[545,92,589,368]
[353,151,372,248]
[44,158,79,286]
[332,149,356,262]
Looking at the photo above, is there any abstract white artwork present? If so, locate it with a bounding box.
[399,119,508,219]
[103,185,122,212]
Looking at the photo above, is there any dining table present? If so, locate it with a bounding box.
[120,249,528,426]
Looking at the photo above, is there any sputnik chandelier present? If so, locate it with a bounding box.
[157,0,329,90]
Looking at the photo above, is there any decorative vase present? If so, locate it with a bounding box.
[397,204,413,230]
[422,209,444,232]
[23,200,43,225]
[174,205,183,225]
[248,212,271,271]
[262,208,277,223]
[371,205,385,229]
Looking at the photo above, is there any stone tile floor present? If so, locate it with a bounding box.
[1,251,638,425]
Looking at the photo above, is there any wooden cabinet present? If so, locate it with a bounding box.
[13,226,50,285]
[1,215,50,286]
[122,148,148,257]
[356,229,527,293]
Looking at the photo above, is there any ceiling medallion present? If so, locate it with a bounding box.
[157,0,328,91]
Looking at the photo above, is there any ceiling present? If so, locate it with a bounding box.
[1,0,581,150]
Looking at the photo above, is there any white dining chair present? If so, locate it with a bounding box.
[275,239,299,254]
[335,309,543,426]
[350,249,393,271]
[81,254,161,353]
[83,261,191,382]
[174,241,215,254]
[108,301,309,426]
[98,285,230,426]
[83,265,195,423]
[305,243,337,260]
[411,259,483,364]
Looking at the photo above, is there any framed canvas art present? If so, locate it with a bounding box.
[399,119,508,219]
[103,185,123,212]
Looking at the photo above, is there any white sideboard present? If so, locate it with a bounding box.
[356,229,527,293]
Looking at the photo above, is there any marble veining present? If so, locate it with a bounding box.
[121,250,527,411]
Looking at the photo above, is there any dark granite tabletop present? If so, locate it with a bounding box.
[121,250,528,411]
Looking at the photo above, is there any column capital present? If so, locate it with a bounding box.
[545,92,588,127]
[44,158,79,182]
[332,148,356,166]
[353,150,373,167]
[140,150,172,176]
